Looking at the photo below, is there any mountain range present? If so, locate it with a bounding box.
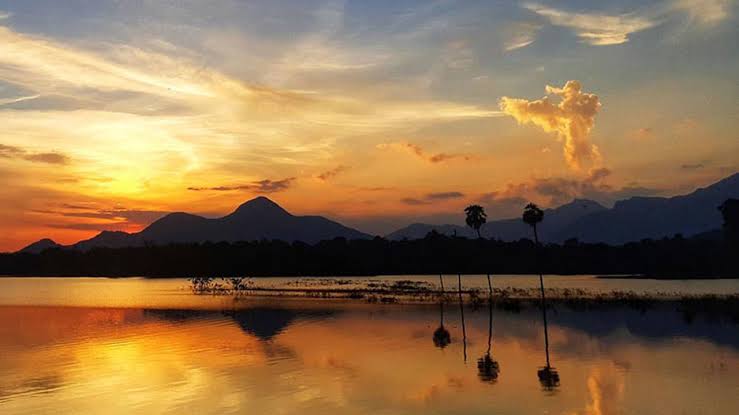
[19,172,738,253]
[21,197,370,253]
[388,172,739,244]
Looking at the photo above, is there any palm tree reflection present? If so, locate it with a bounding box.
[477,274,499,383]
[433,274,451,349]
[523,203,560,390]
[458,274,467,363]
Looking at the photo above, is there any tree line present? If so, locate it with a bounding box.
[1,198,735,278]
[0,232,734,277]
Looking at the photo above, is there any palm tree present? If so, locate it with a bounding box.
[464,205,487,238]
[523,203,558,388]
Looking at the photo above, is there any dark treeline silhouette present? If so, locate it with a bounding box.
[0,231,736,277]
[719,198,739,250]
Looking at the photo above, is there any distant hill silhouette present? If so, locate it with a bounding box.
[19,238,61,254]
[29,197,372,251]
[555,173,739,244]
[387,199,607,241]
[16,172,739,252]
[387,173,739,244]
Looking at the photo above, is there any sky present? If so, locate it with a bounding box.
[0,0,737,251]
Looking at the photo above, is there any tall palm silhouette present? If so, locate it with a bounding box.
[523,203,559,389]
[477,274,499,383]
[433,274,451,349]
[464,205,487,238]
[458,274,467,362]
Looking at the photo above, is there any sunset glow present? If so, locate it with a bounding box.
[1,1,737,251]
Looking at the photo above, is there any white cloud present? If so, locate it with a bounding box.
[504,22,540,51]
[522,1,732,46]
[0,94,40,106]
[524,3,658,45]
[670,0,731,26]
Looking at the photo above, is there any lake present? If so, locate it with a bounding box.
[1,276,738,414]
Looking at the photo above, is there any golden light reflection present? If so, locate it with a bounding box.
[1,304,738,415]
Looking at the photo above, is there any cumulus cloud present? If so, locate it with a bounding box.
[377,142,471,164]
[0,143,70,165]
[524,2,657,45]
[485,168,662,208]
[188,177,296,193]
[500,80,602,171]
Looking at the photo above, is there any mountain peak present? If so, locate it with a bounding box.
[19,238,61,254]
[558,198,605,209]
[231,196,291,217]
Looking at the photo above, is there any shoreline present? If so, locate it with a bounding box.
[2,273,738,280]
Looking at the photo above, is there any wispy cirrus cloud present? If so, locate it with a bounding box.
[0,143,69,165]
[377,142,473,164]
[0,94,40,106]
[504,22,541,51]
[522,0,731,46]
[523,2,658,45]
[401,191,465,206]
[671,0,732,26]
[317,165,349,181]
[188,178,296,193]
[681,163,705,170]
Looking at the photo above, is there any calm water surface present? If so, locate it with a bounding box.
[0,277,738,414]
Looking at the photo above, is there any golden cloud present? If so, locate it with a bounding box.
[500,80,602,171]
[376,142,472,164]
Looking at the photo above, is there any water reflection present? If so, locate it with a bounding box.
[145,308,335,341]
[458,274,467,363]
[537,294,560,390]
[0,304,738,414]
[477,274,499,383]
[433,274,451,349]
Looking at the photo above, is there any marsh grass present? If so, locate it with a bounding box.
[187,277,739,320]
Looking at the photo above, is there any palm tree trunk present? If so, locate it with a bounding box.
[439,274,445,326]
[458,274,467,363]
[534,225,551,369]
[477,228,481,239]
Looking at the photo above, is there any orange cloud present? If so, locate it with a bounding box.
[0,143,69,165]
[187,178,296,193]
[317,165,349,181]
[500,80,602,171]
[377,142,471,164]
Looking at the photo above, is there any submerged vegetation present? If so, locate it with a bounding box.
[183,276,739,323]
